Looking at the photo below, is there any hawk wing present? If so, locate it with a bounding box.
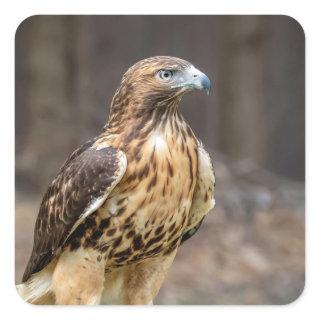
[22,140,127,282]
[181,142,215,244]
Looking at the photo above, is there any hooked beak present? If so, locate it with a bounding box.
[171,65,212,95]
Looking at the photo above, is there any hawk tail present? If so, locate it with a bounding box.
[16,268,53,304]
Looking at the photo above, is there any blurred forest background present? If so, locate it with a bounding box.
[15,16,305,304]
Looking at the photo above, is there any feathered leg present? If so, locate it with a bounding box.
[101,247,178,304]
[51,248,105,305]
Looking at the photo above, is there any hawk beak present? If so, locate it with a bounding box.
[194,71,211,95]
[171,66,212,95]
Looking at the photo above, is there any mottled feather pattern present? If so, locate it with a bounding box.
[63,112,199,271]
[22,143,126,282]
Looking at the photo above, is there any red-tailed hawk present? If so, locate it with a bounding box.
[17,56,215,305]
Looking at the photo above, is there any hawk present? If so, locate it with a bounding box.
[17,56,215,305]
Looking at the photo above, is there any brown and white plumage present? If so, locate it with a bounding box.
[17,56,215,305]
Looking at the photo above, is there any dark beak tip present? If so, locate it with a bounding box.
[204,81,212,96]
[200,74,212,96]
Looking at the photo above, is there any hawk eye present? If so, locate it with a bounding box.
[157,69,174,82]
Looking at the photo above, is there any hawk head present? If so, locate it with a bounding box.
[110,56,211,116]
[106,56,211,136]
[123,56,211,96]
[121,56,211,98]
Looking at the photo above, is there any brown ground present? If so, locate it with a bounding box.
[15,156,304,305]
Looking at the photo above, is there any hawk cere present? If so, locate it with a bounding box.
[17,56,215,305]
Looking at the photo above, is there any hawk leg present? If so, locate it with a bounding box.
[101,247,178,304]
[51,248,105,305]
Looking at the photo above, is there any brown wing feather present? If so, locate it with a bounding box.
[181,142,215,244]
[22,141,127,282]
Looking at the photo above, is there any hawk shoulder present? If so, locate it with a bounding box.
[22,139,127,282]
